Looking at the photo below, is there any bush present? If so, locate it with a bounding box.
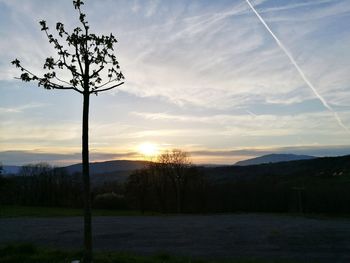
[93,192,127,210]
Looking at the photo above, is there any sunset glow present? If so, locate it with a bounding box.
[1,0,350,166]
[138,143,158,157]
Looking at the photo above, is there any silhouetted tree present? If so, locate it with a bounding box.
[126,169,151,213]
[19,163,51,177]
[158,150,192,213]
[126,151,207,213]
[151,149,192,213]
[11,1,124,261]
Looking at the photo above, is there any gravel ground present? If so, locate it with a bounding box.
[1,214,350,262]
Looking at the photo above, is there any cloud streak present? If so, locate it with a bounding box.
[1,1,350,164]
[245,0,349,133]
[0,102,49,114]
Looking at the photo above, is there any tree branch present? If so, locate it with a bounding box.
[91,81,124,94]
[89,65,104,78]
[54,75,73,86]
[51,85,83,93]
[75,42,84,75]
[42,28,82,77]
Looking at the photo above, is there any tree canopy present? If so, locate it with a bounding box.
[11,0,124,95]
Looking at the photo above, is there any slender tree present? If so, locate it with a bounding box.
[11,1,124,262]
[157,149,192,213]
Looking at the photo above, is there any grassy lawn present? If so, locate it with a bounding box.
[0,205,156,218]
[0,243,296,263]
[1,205,349,219]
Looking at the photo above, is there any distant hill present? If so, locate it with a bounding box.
[64,160,150,185]
[65,160,149,175]
[234,154,316,166]
[202,154,350,183]
[1,160,149,184]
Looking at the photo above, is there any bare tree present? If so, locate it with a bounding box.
[156,149,192,213]
[19,163,52,177]
[11,1,124,262]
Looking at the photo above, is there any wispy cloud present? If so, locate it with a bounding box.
[2,0,349,109]
[1,0,349,164]
[145,0,160,17]
[0,102,49,114]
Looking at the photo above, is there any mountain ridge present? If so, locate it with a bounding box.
[234,153,316,166]
[65,159,149,175]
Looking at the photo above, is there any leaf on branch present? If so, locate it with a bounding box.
[43,57,55,70]
[119,72,125,80]
[56,22,62,31]
[73,0,84,9]
[11,59,21,68]
[20,73,31,82]
[70,78,79,87]
[56,22,67,37]
[79,13,86,22]
[39,20,48,31]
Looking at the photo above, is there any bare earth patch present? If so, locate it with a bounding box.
[1,214,350,262]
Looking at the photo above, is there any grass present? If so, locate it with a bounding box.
[0,205,157,218]
[0,243,298,263]
[1,205,349,219]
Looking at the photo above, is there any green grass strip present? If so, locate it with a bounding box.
[0,243,299,263]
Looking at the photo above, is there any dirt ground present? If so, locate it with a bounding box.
[1,214,350,262]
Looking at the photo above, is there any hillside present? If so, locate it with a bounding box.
[65,160,149,175]
[234,153,315,166]
[64,160,149,185]
[203,154,350,182]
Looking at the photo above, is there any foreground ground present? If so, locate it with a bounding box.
[1,213,350,263]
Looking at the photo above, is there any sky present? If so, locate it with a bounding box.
[1,0,350,166]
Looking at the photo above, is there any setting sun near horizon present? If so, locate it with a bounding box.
[1,0,350,166]
[138,142,159,157]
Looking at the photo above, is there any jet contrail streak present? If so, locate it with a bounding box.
[245,0,349,133]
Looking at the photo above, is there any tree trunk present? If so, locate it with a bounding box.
[82,92,92,263]
[176,181,181,213]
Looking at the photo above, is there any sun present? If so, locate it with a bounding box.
[138,142,158,157]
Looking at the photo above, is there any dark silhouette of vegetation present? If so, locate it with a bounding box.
[0,164,82,207]
[126,150,208,213]
[0,163,127,210]
[125,155,350,214]
[11,0,124,261]
[1,155,350,218]
[156,150,193,213]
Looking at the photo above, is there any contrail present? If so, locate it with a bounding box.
[244,0,349,133]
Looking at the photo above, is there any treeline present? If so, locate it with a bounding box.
[126,161,207,213]
[1,153,350,214]
[0,163,128,209]
[0,163,83,207]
